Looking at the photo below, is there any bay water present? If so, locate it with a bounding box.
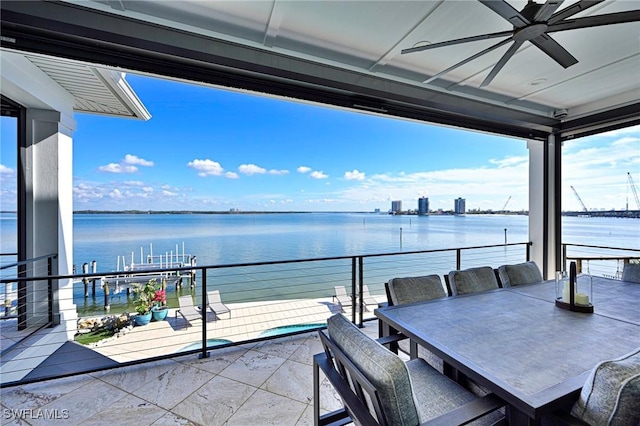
[1,213,638,316]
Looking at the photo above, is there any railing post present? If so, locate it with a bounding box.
[358,256,364,328]
[47,255,53,326]
[562,244,567,272]
[17,261,26,330]
[350,257,356,325]
[200,267,209,359]
[526,242,531,261]
[456,249,461,270]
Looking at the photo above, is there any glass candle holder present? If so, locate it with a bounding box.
[575,274,593,306]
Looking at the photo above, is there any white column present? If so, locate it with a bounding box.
[528,135,560,279]
[23,109,77,338]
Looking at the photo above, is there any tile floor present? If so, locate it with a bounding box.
[0,321,382,425]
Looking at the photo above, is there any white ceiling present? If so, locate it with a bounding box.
[69,0,640,120]
[1,0,639,139]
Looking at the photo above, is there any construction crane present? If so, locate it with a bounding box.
[628,172,640,210]
[501,196,511,211]
[570,186,588,212]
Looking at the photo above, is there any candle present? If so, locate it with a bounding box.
[562,281,573,302]
[575,293,590,306]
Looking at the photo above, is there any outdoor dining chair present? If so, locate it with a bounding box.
[314,313,505,426]
[622,263,640,283]
[447,266,500,296]
[385,274,447,365]
[497,261,543,287]
[385,274,447,305]
[556,346,640,425]
[206,290,231,320]
[175,295,202,329]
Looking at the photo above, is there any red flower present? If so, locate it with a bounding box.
[153,289,166,304]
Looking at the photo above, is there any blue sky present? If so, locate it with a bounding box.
[1,73,639,212]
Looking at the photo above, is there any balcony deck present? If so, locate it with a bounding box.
[0,322,382,425]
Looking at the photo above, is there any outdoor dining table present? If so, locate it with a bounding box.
[374,276,640,425]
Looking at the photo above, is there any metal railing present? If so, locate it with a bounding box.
[562,243,640,279]
[1,242,533,386]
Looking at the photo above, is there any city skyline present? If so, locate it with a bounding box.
[1,73,639,213]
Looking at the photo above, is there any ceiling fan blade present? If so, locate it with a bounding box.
[479,0,530,28]
[534,0,564,22]
[423,38,512,84]
[548,10,640,32]
[548,0,605,25]
[401,30,512,54]
[480,39,524,87]
[530,33,578,68]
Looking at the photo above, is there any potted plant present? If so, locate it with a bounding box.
[133,279,159,326]
[151,285,168,321]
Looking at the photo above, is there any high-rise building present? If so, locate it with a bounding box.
[454,197,466,215]
[391,200,402,214]
[418,197,429,215]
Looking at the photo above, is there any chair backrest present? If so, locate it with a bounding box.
[207,290,222,303]
[178,295,194,308]
[497,261,543,287]
[386,275,446,306]
[324,313,419,426]
[622,263,640,283]
[334,286,348,297]
[448,266,499,296]
[570,346,640,425]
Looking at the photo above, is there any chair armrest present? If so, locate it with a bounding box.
[375,333,407,347]
[314,353,379,426]
[420,393,505,426]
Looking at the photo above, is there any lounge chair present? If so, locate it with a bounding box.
[206,290,231,319]
[333,286,353,312]
[361,285,378,310]
[175,295,202,329]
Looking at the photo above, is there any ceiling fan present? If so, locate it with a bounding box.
[402,0,640,87]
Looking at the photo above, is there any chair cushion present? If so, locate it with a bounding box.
[407,358,503,425]
[622,263,640,284]
[571,347,640,426]
[448,266,499,296]
[388,275,446,305]
[497,261,543,287]
[327,314,419,425]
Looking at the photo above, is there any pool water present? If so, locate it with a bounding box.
[177,338,233,352]
[258,323,326,337]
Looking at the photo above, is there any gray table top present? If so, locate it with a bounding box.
[375,278,640,420]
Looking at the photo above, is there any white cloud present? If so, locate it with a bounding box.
[0,164,14,174]
[123,154,154,167]
[344,169,365,181]
[109,189,123,198]
[269,169,289,175]
[162,190,178,196]
[238,164,266,175]
[188,159,224,176]
[124,180,145,186]
[98,163,138,173]
[310,171,328,179]
[225,172,239,179]
[142,186,154,193]
[297,166,312,173]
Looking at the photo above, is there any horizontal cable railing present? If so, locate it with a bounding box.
[562,243,640,279]
[3,242,535,386]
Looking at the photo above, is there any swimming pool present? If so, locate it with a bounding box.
[258,323,326,338]
[177,339,233,352]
